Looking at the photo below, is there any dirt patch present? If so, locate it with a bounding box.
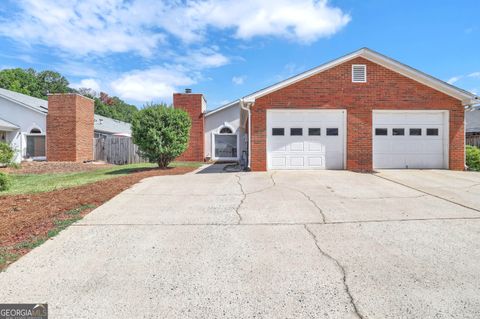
[0,165,195,269]
[0,161,113,174]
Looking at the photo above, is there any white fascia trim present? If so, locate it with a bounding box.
[0,93,48,115]
[243,48,476,105]
[205,100,240,117]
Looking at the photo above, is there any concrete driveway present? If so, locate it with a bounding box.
[1,167,480,318]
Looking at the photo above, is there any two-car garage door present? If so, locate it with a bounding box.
[372,111,448,169]
[267,110,345,169]
[266,109,448,170]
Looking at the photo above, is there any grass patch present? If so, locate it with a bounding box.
[65,204,96,215]
[1,204,96,270]
[0,161,203,196]
[0,249,19,266]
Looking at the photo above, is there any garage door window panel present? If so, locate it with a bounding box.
[290,128,303,136]
[272,128,284,136]
[308,128,321,136]
[427,128,439,136]
[375,128,388,136]
[409,128,422,136]
[326,128,339,136]
[392,128,405,136]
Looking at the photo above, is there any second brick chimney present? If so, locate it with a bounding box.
[46,93,94,162]
[173,90,206,162]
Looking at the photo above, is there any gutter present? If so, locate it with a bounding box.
[240,99,251,170]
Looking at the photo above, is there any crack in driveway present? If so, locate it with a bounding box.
[303,224,364,319]
[270,173,326,223]
[234,174,246,224]
[374,174,480,214]
[234,172,279,223]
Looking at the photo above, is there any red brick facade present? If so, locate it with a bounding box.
[173,93,205,162]
[250,57,465,171]
[46,94,94,162]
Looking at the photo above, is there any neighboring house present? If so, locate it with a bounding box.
[94,115,132,138]
[0,88,131,162]
[173,47,478,171]
[466,109,480,137]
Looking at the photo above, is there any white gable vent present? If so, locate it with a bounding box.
[352,64,367,83]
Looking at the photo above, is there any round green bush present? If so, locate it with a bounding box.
[0,172,12,191]
[131,104,191,168]
[466,145,480,171]
[0,142,14,165]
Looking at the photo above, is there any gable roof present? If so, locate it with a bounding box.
[205,100,240,117]
[242,47,478,105]
[0,87,48,114]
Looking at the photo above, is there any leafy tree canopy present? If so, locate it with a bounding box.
[0,68,139,123]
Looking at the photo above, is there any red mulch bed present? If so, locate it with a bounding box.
[0,166,195,269]
[0,161,113,174]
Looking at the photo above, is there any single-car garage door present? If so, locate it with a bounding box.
[267,109,345,169]
[373,111,448,169]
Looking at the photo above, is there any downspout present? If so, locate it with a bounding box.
[240,99,251,170]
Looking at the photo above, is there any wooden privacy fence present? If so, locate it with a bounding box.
[93,136,147,164]
[466,134,480,148]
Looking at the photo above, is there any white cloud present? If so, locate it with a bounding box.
[232,76,246,85]
[468,72,480,78]
[166,0,351,43]
[70,78,101,92]
[447,76,462,84]
[175,47,229,69]
[0,0,350,57]
[110,66,197,102]
[0,0,166,56]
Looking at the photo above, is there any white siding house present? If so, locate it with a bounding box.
[204,101,247,162]
[0,88,131,163]
[0,88,47,162]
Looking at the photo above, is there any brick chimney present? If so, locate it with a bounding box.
[173,90,206,162]
[46,93,94,162]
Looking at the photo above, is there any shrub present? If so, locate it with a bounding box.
[131,105,191,168]
[466,145,480,171]
[0,173,12,191]
[0,142,14,165]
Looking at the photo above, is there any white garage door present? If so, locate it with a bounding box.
[373,111,448,169]
[267,109,345,170]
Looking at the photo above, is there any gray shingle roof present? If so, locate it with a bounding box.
[94,114,131,135]
[0,87,48,113]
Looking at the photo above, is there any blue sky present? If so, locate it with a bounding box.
[0,0,478,110]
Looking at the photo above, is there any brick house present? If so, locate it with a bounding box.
[174,48,478,171]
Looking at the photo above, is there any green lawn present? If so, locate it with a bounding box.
[1,161,203,196]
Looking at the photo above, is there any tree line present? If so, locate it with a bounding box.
[0,68,138,123]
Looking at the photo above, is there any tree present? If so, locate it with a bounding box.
[0,68,72,99]
[0,67,139,122]
[36,70,71,96]
[131,105,191,168]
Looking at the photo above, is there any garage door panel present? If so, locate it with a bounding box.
[290,142,305,151]
[267,110,345,170]
[373,111,447,169]
[289,157,305,167]
[308,157,324,167]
